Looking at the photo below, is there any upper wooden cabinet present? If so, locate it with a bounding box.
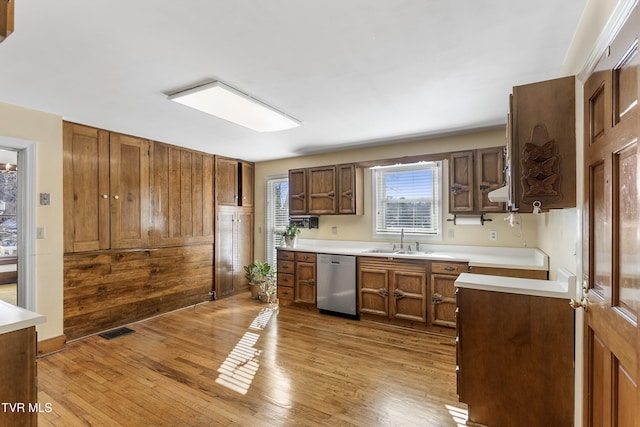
[0,0,14,43]
[63,123,150,252]
[150,142,214,247]
[449,146,505,214]
[215,156,254,207]
[288,163,363,215]
[509,76,576,212]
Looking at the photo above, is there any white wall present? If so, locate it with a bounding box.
[0,102,63,341]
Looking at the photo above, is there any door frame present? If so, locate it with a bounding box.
[0,136,36,311]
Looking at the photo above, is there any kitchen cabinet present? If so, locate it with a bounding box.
[288,163,363,215]
[294,252,317,304]
[215,156,254,207]
[508,76,576,212]
[358,257,427,324]
[276,249,317,306]
[215,207,253,298]
[150,142,214,247]
[430,261,469,328]
[449,146,505,214]
[63,122,150,252]
[0,326,37,426]
[288,168,307,215]
[457,287,574,426]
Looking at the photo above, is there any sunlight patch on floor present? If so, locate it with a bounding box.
[446,404,469,426]
[215,307,277,394]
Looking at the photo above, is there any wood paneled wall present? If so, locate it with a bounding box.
[64,244,213,340]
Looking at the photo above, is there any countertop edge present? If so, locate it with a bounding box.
[0,300,47,335]
[454,268,576,299]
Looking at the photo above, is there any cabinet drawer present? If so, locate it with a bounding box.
[296,252,316,263]
[277,260,295,274]
[432,262,468,275]
[277,273,294,287]
[277,250,295,261]
[277,286,294,301]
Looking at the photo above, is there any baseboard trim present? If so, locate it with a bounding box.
[37,334,67,357]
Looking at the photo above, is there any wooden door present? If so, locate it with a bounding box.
[62,122,110,252]
[239,161,254,207]
[358,262,389,317]
[215,157,238,206]
[430,274,457,328]
[288,168,307,215]
[337,163,357,214]
[308,165,337,214]
[109,133,150,249]
[151,142,214,246]
[449,151,474,213]
[476,147,505,212]
[390,269,427,323]
[295,259,316,304]
[215,208,235,298]
[234,209,253,294]
[582,5,639,426]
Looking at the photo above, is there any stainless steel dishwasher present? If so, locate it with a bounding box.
[317,254,357,318]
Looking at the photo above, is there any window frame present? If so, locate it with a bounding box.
[371,161,443,241]
[264,174,289,269]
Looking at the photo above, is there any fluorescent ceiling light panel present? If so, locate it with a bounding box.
[168,81,300,132]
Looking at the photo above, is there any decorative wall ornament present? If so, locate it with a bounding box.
[521,124,560,197]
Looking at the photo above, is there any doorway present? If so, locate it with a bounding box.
[0,149,17,305]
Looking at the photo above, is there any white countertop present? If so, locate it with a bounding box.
[281,239,548,271]
[455,268,576,299]
[0,300,46,335]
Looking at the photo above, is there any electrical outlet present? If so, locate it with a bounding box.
[331,226,338,235]
[37,227,46,239]
[489,230,498,241]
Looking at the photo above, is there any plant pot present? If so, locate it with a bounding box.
[250,283,261,299]
[284,235,298,248]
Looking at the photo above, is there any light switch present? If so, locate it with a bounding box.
[37,227,45,239]
[40,193,51,205]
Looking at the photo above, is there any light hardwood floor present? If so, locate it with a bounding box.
[37,293,467,426]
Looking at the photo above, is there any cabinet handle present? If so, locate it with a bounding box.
[345,190,353,199]
[451,186,461,194]
[444,266,455,271]
[328,192,335,198]
[377,288,388,297]
[479,184,490,190]
[432,295,443,304]
[102,194,109,199]
[393,289,405,299]
[113,195,119,200]
[309,280,315,287]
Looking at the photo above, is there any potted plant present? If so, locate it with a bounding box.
[280,224,301,248]
[243,261,273,299]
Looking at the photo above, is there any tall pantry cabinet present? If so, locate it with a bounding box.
[214,156,254,298]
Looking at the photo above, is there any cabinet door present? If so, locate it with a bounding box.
[151,142,214,246]
[449,151,475,213]
[216,157,239,206]
[288,168,307,215]
[476,147,505,212]
[430,274,457,328]
[390,270,427,322]
[109,133,150,249]
[308,165,337,214]
[239,161,254,207]
[295,261,316,304]
[63,122,110,252]
[215,209,235,298]
[234,209,254,293]
[337,163,357,214]
[358,267,389,317]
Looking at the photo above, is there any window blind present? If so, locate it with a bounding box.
[265,176,289,268]
[372,161,441,236]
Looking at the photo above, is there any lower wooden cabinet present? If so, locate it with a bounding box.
[430,262,469,328]
[0,327,37,427]
[276,250,317,307]
[358,257,427,324]
[457,287,574,426]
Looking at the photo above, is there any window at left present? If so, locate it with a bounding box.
[0,150,17,305]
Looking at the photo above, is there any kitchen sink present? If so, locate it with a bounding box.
[362,249,431,255]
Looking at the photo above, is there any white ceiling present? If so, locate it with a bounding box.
[0,1,587,162]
